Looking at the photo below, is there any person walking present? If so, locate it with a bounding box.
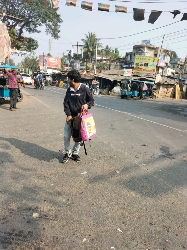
[62,70,94,163]
[5,69,19,111]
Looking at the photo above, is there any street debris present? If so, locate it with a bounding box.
[81,171,87,175]
[32,213,39,218]
[83,238,87,242]
[59,149,64,153]
[116,170,120,174]
[111,247,115,249]
[117,228,123,233]
[166,240,169,242]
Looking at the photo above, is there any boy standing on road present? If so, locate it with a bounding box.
[62,70,94,163]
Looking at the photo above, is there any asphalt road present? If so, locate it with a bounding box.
[0,85,187,250]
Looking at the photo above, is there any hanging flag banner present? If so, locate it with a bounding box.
[170,10,181,19]
[81,1,93,11]
[133,8,145,21]
[115,5,127,13]
[0,23,11,62]
[133,55,158,76]
[52,0,60,9]
[66,0,77,6]
[11,50,31,57]
[148,10,162,24]
[181,13,187,21]
[98,3,110,12]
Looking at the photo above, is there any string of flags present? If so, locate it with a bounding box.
[11,49,32,57]
[65,0,187,23]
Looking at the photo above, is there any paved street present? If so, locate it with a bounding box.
[0,86,187,250]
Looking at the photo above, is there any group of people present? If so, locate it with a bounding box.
[4,68,94,162]
[34,72,44,89]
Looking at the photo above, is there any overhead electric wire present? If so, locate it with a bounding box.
[116,28,187,48]
[99,20,181,39]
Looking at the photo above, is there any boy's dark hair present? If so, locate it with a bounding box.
[67,70,81,83]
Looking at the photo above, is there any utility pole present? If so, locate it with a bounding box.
[49,39,52,55]
[72,42,84,59]
[43,52,45,72]
[94,40,98,75]
[158,34,165,59]
[157,34,165,75]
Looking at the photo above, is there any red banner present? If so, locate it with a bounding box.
[39,55,61,69]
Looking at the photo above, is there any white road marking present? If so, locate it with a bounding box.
[95,104,187,134]
[44,88,187,133]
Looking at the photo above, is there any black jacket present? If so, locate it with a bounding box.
[64,84,94,117]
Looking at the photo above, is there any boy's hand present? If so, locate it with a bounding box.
[66,116,72,123]
[82,104,88,110]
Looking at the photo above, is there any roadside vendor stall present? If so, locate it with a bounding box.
[0,65,23,102]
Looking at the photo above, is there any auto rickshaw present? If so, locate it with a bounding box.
[121,79,156,100]
[0,65,23,102]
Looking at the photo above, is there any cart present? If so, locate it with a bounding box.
[0,65,23,102]
[121,79,156,100]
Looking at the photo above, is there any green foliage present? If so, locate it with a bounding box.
[61,56,68,70]
[20,56,39,72]
[171,51,178,59]
[82,32,102,63]
[99,46,120,60]
[97,62,109,71]
[9,58,15,66]
[0,0,62,51]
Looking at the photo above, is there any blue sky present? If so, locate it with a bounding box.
[12,0,187,63]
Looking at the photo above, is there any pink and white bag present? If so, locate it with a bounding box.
[80,110,96,141]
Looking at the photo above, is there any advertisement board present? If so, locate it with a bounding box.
[133,55,158,76]
[39,55,61,69]
[0,23,11,62]
[123,69,132,77]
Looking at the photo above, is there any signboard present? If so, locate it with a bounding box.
[133,55,158,76]
[39,55,61,69]
[157,55,165,67]
[142,40,150,45]
[0,23,11,62]
[124,69,132,77]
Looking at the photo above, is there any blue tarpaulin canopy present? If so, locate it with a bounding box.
[0,65,19,69]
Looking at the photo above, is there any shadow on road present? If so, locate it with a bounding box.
[0,136,61,162]
[121,160,187,198]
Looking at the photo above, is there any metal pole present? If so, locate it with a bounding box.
[94,40,98,74]
[43,52,44,72]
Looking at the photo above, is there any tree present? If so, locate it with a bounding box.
[170,51,178,59]
[103,45,112,59]
[20,56,39,72]
[9,58,15,66]
[82,32,102,63]
[111,48,120,60]
[0,0,62,51]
